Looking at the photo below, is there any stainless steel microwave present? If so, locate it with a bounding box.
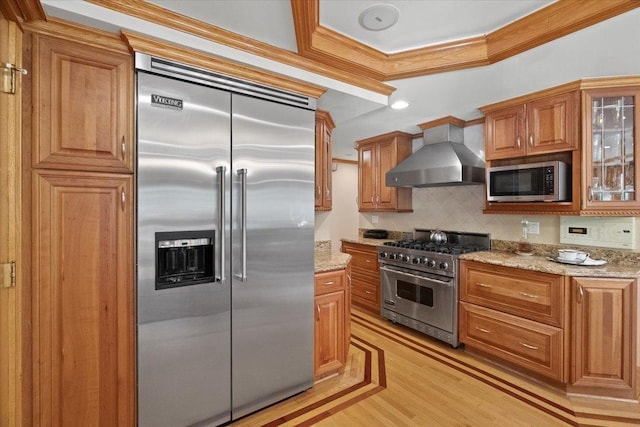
[487,161,570,202]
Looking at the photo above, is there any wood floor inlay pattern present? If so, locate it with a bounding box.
[234,309,639,426]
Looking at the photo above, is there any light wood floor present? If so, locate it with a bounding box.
[233,308,640,426]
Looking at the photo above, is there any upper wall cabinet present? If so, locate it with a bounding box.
[315,110,334,211]
[356,131,413,212]
[32,34,134,173]
[481,76,640,216]
[483,91,579,161]
[582,85,640,215]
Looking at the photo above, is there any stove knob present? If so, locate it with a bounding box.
[388,253,397,260]
[411,257,420,265]
[427,259,436,268]
[439,261,449,270]
[397,254,407,262]
[380,252,388,259]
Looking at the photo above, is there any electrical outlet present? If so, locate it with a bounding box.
[372,215,379,224]
[528,221,540,235]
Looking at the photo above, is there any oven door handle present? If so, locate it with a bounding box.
[380,265,453,286]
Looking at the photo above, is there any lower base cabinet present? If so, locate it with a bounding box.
[461,260,638,400]
[314,266,351,379]
[32,170,134,425]
[341,242,380,313]
[570,277,637,399]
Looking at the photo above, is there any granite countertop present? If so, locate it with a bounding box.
[460,250,640,278]
[315,250,351,273]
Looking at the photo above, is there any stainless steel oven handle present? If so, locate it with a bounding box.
[216,166,226,283]
[236,168,247,282]
[380,265,453,286]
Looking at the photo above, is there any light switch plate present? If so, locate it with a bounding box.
[560,217,636,249]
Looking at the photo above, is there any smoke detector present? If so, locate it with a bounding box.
[359,4,400,31]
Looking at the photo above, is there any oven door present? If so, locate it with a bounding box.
[380,264,455,333]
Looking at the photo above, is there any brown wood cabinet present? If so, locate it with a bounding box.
[581,85,640,215]
[341,241,380,313]
[314,267,350,379]
[315,110,334,211]
[355,131,412,212]
[483,91,578,160]
[570,277,637,399]
[32,34,134,173]
[28,32,135,426]
[32,170,134,425]
[459,260,569,382]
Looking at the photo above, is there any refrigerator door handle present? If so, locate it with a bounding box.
[216,165,226,283]
[236,168,248,282]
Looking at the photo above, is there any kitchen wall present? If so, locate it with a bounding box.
[315,162,359,250]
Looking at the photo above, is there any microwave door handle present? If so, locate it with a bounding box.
[216,166,226,283]
[236,168,248,282]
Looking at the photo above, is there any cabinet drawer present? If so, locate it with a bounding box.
[315,270,345,295]
[351,279,378,304]
[460,260,565,327]
[347,251,378,271]
[460,302,564,382]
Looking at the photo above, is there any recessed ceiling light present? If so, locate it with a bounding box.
[359,4,400,32]
[391,100,409,110]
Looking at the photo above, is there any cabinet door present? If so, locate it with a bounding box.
[32,170,134,426]
[323,122,333,209]
[527,91,578,155]
[582,87,640,212]
[571,277,636,397]
[314,118,324,208]
[344,263,352,362]
[485,104,526,160]
[376,139,398,210]
[33,35,133,173]
[358,143,376,210]
[314,291,345,378]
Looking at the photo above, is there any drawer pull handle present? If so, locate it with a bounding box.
[365,260,372,263]
[520,342,539,350]
[475,327,491,334]
[323,281,335,286]
[316,305,320,321]
[365,290,373,295]
[519,292,539,299]
[476,283,492,288]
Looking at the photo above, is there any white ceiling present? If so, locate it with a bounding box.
[41,1,640,159]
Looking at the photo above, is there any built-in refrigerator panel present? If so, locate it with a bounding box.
[230,94,315,417]
[136,72,232,427]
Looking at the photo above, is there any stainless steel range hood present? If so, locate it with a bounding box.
[386,119,485,187]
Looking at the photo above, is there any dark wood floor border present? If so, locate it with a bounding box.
[259,335,386,427]
[351,314,579,426]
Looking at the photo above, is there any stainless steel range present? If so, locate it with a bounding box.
[378,229,490,347]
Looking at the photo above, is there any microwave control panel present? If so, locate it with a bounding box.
[560,217,636,249]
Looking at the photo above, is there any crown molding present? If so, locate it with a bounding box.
[294,0,640,81]
[86,0,395,96]
[0,0,45,26]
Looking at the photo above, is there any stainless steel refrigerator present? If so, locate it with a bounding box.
[135,53,315,426]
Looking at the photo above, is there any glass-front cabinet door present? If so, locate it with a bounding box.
[584,87,640,212]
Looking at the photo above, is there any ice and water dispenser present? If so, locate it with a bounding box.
[155,230,215,289]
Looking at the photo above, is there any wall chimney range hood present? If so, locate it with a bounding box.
[386,117,485,188]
